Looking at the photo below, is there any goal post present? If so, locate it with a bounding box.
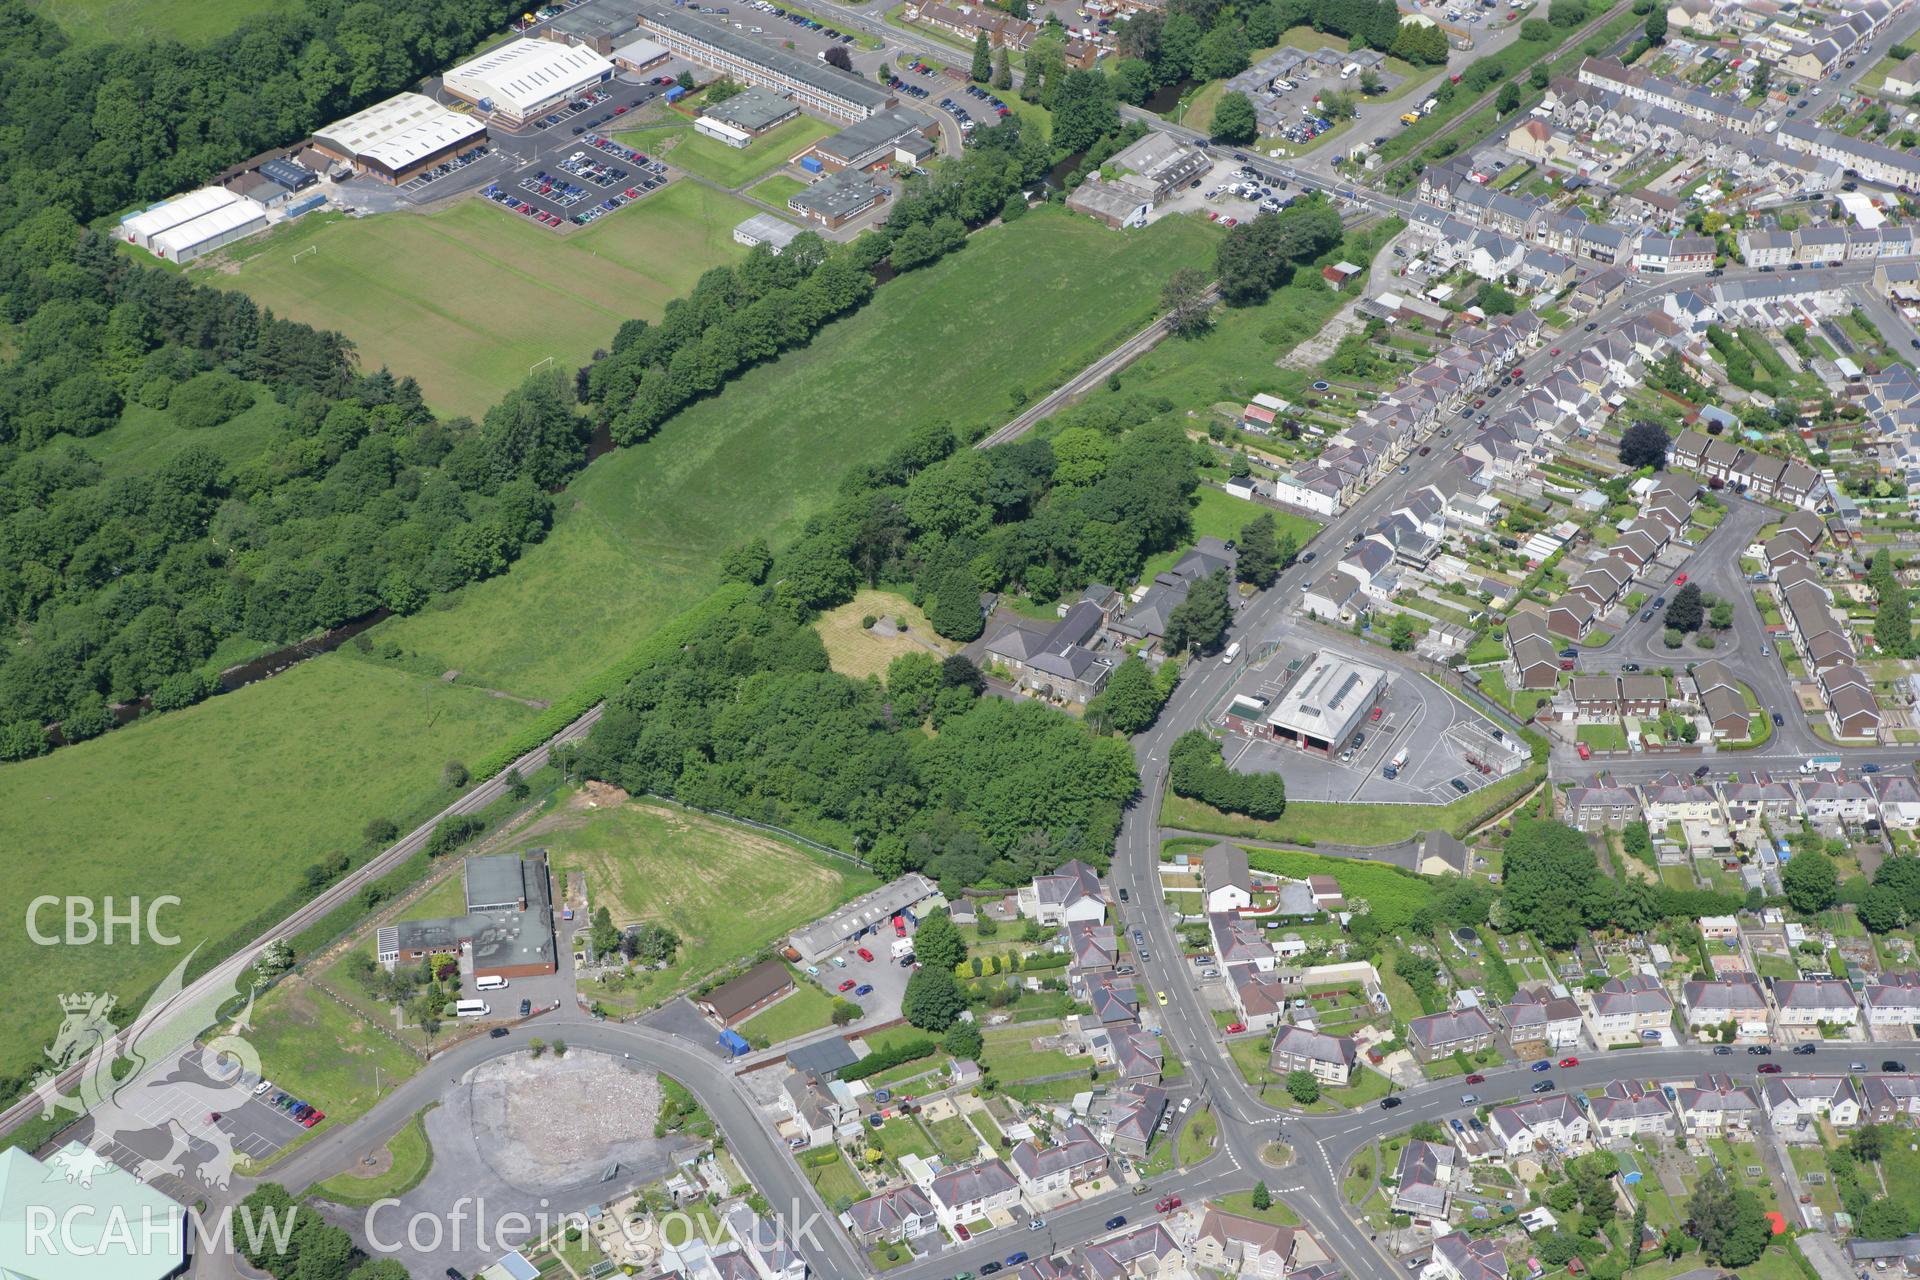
[292,245,318,264]
[528,355,555,377]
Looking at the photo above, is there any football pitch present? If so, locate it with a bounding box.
[201,182,759,419]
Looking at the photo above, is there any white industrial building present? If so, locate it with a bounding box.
[733,212,804,253]
[121,187,246,251]
[1266,653,1386,755]
[443,38,617,127]
[152,199,269,264]
[313,92,488,183]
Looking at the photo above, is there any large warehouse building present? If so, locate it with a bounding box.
[121,187,246,251]
[313,92,489,183]
[443,38,617,127]
[634,0,894,121]
[1265,653,1386,756]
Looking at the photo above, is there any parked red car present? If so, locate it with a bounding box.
[893,915,907,936]
[1370,706,1383,721]
[1758,1063,1783,1074]
[1559,1056,1580,1068]
[857,947,874,962]
[839,979,857,992]
[1465,1073,1486,1084]
[1576,742,1591,761]
[1156,1196,1183,1213]
[1674,572,1688,585]
[1225,1022,1247,1034]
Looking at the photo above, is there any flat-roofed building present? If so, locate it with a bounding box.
[789,167,887,228]
[808,107,938,172]
[443,38,617,128]
[377,851,559,979]
[636,0,893,120]
[699,85,801,146]
[1266,653,1386,755]
[314,92,489,183]
[734,212,805,253]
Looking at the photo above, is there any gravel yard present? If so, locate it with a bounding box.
[468,1050,669,1187]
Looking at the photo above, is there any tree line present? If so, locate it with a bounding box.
[0,221,605,755]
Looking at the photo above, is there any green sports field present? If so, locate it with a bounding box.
[372,209,1221,701]
[0,654,538,1091]
[201,182,760,419]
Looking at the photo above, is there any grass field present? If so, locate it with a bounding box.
[245,976,422,1148]
[801,1147,868,1203]
[200,184,759,418]
[368,209,1219,703]
[816,589,950,680]
[35,390,291,480]
[749,174,810,208]
[980,1027,1082,1082]
[1163,763,1541,848]
[739,974,842,1045]
[1141,487,1321,580]
[313,1107,435,1205]
[0,655,536,1091]
[547,801,876,1012]
[34,0,275,43]
[928,1114,984,1163]
[628,116,836,188]
[9,212,1214,1096]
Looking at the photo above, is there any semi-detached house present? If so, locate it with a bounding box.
[1584,973,1673,1046]
[1772,977,1860,1038]
[1682,977,1770,1039]
[1763,1075,1862,1139]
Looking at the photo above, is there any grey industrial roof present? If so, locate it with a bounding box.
[637,0,891,109]
[790,167,885,219]
[704,84,798,132]
[816,107,935,162]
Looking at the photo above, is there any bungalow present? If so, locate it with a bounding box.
[1865,972,1920,1040]
[1773,978,1861,1039]
[1675,1073,1762,1134]
[1763,1075,1862,1139]
[1021,859,1109,926]
[699,959,796,1027]
[1268,1024,1359,1086]
[1584,973,1673,1047]
[1392,1139,1459,1219]
[1009,1123,1107,1198]
[1488,1094,1590,1156]
[1501,984,1586,1053]
[926,1159,1022,1231]
[1407,1007,1496,1063]
[1682,977,1771,1040]
[845,1185,938,1244]
[1590,1079,1675,1139]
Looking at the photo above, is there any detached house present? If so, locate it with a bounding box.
[1202,842,1254,913]
[1424,1233,1509,1280]
[1021,859,1109,925]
